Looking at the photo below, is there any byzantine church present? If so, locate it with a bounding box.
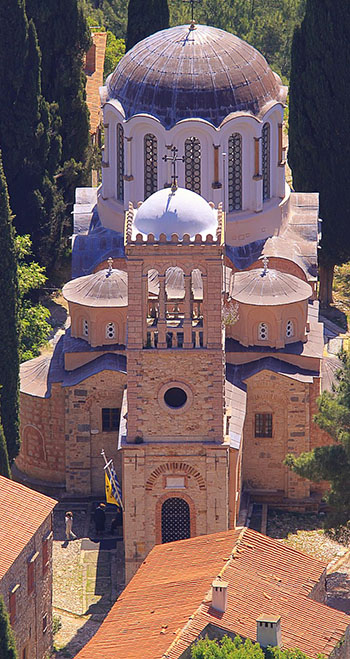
[16,21,336,580]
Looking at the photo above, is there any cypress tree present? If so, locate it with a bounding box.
[25,0,91,165]
[288,1,350,307]
[0,153,20,463]
[0,424,11,480]
[126,0,169,51]
[0,1,65,265]
[0,596,17,658]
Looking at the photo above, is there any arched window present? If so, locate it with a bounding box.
[258,322,268,340]
[144,133,158,199]
[116,123,124,202]
[105,322,115,340]
[286,320,294,338]
[184,137,201,194]
[228,133,242,211]
[161,497,190,543]
[262,123,271,201]
[83,319,89,337]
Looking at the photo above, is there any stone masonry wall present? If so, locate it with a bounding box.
[127,350,224,442]
[0,515,53,659]
[64,370,126,495]
[123,442,230,582]
[17,384,66,484]
[242,370,311,499]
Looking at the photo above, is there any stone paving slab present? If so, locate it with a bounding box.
[51,501,125,658]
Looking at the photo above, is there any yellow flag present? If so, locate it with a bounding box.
[105,471,119,506]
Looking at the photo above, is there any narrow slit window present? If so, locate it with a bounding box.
[105,322,115,340]
[258,322,268,340]
[262,122,271,201]
[116,123,124,202]
[228,133,242,211]
[185,137,201,194]
[144,133,158,198]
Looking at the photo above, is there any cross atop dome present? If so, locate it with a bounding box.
[183,0,201,29]
[162,146,185,192]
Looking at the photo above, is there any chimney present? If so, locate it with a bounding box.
[211,579,228,613]
[256,615,282,648]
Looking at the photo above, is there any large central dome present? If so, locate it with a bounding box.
[106,24,283,128]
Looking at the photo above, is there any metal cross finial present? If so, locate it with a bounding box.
[183,0,201,28]
[262,256,269,275]
[107,257,113,275]
[162,146,185,192]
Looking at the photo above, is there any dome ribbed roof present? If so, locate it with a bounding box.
[107,24,283,128]
[134,187,217,239]
[230,268,312,306]
[63,268,128,307]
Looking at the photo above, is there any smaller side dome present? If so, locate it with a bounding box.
[63,267,128,307]
[133,187,218,240]
[230,267,312,306]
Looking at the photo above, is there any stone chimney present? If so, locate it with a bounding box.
[211,578,228,613]
[256,615,282,648]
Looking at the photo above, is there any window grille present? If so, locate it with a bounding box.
[184,137,201,194]
[262,122,271,201]
[144,133,158,198]
[116,123,124,202]
[9,592,16,625]
[161,497,190,543]
[83,319,89,337]
[255,413,273,438]
[286,319,294,338]
[105,322,115,340]
[258,322,268,340]
[228,133,242,211]
[102,408,120,432]
[42,614,48,634]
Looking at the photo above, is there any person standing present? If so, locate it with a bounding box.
[65,511,77,541]
[94,503,106,536]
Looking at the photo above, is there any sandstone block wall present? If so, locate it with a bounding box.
[17,384,66,484]
[123,442,230,582]
[0,515,53,659]
[242,370,311,499]
[64,370,126,494]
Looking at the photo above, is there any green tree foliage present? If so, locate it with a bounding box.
[82,0,128,38]
[15,236,51,363]
[0,423,11,480]
[0,0,66,266]
[288,1,350,306]
[104,33,125,78]
[0,595,17,658]
[285,350,350,529]
[25,0,91,166]
[126,0,170,51]
[191,636,313,659]
[0,154,20,463]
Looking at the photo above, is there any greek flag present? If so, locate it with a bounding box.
[110,463,123,508]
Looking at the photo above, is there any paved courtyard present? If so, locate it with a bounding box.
[51,501,125,658]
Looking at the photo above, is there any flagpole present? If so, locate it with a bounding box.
[101,449,124,511]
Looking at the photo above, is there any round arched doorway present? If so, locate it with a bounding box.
[161,497,190,544]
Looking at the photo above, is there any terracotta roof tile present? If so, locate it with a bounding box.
[0,476,56,578]
[75,528,350,659]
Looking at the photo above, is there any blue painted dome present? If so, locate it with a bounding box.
[133,187,217,239]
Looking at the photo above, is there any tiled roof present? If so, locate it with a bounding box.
[0,476,56,579]
[75,528,349,659]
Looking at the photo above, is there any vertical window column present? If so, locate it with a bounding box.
[144,134,158,199]
[228,133,242,211]
[116,123,124,202]
[185,137,201,194]
[262,123,271,201]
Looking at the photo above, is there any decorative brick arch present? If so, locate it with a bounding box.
[146,462,206,491]
[22,425,47,464]
[155,491,196,544]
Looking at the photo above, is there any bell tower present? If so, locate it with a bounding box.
[121,189,231,581]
